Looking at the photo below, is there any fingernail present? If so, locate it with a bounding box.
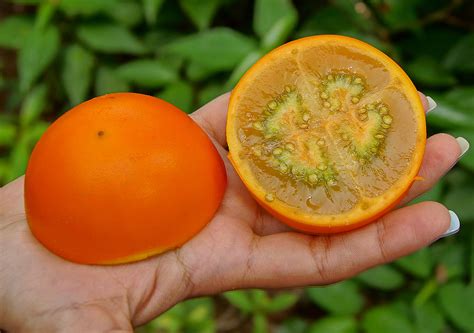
[426,96,437,113]
[456,137,470,159]
[439,210,460,238]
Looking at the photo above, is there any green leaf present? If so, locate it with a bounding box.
[61,45,94,106]
[252,313,268,333]
[156,81,194,113]
[108,0,143,27]
[443,180,474,222]
[395,248,433,279]
[357,265,405,290]
[186,61,214,81]
[445,34,474,72]
[406,56,457,87]
[438,281,474,331]
[0,15,34,49]
[362,305,414,333]
[0,121,16,146]
[19,84,48,127]
[253,0,296,39]
[276,318,308,333]
[431,242,467,280]
[225,50,263,89]
[451,129,474,172]
[261,13,297,51]
[77,23,146,54]
[165,28,257,73]
[58,0,116,16]
[413,301,445,333]
[251,289,271,311]
[296,6,356,37]
[426,95,474,130]
[309,316,357,333]
[95,66,130,96]
[24,121,49,146]
[265,292,298,313]
[223,290,254,313]
[18,25,60,93]
[179,0,221,30]
[198,83,226,107]
[35,1,56,30]
[6,136,30,182]
[373,0,420,31]
[307,281,364,315]
[116,59,178,88]
[444,86,474,109]
[142,0,165,26]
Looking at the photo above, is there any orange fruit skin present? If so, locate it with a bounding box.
[227,35,426,234]
[25,93,226,264]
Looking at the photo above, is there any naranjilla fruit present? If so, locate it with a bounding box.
[227,35,426,233]
[25,93,226,264]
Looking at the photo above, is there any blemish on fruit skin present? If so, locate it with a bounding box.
[97,130,105,137]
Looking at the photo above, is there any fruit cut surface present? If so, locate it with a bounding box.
[227,35,426,233]
[25,93,226,264]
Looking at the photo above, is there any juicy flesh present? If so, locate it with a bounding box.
[234,45,418,215]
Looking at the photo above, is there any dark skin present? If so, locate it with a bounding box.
[0,92,461,332]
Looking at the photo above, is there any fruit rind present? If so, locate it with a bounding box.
[227,35,426,233]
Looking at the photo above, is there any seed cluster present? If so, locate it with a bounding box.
[339,101,393,163]
[246,71,394,201]
[319,73,366,112]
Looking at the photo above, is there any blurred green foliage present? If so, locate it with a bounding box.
[1,0,473,332]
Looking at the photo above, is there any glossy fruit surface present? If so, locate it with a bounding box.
[227,35,425,233]
[25,93,226,264]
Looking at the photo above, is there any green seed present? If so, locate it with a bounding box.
[252,147,262,157]
[268,101,278,110]
[379,106,388,115]
[381,123,390,129]
[367,103,375,110]
[320,92,329,99]
[302,113,310,122]
[285,143,295,151]
[265,193,274,202]
[273,148,283,155]
[371,147,378,153]
[327,75,334,81]
[285,85,292,93]
[359,114,368,121]
[323,101,331,108]
[328,179,337,186]
[358,108,367,114]
[354,77,362,84]
[253,122,263,130]
[299,123,309,129]
[317,163,327,171]
[382,115,393,124]
[279,163,288,172]
[317,139,325,146]
[308,174,318,183]
[351,97,360,104]
[375,133,384,139]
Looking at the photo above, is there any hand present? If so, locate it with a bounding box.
[0,93,462,332]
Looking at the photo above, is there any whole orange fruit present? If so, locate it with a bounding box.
[25,93,226,264]
[227,35,425,233]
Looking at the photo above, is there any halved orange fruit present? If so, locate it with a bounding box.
[227,35,426,233]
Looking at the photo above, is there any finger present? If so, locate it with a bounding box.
[236,201,449,289]
[418,91,429,111]
[190,93,230,148]
[401,133,461,204]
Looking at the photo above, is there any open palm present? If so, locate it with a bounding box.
[0,93,460,332]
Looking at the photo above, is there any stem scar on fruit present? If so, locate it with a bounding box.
[226,35,426,234]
